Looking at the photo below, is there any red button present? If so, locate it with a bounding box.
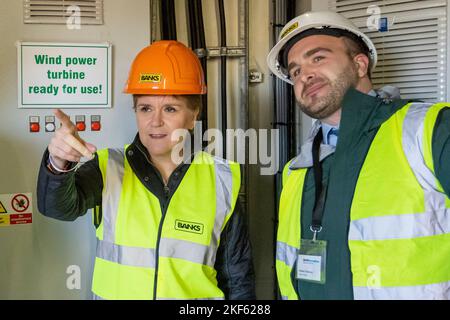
[30,123,40,132]
[91,122,101,131]
[76,122,86,131]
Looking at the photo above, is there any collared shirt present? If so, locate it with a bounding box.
[321,124,339,147]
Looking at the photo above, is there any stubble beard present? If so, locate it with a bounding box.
[297,66,359,120]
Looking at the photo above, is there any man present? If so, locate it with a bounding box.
[267,11,450,299]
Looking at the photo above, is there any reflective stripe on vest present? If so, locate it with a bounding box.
[276,240,298,300]
[96,240,156,268]
[102,148,124,243]
[276,163,306,300]
[353,281,450,300]
[92,149,240,300]
[277,102,450,300]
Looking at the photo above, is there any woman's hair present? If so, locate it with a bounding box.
[133,95,202,119]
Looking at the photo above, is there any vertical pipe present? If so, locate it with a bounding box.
[286,0,297,158]
[187,0,208,141]
[149,0,159,43]
[218,0,227,158]
[238,0,249,229]
[195,0,209,138]
[187,1,198,48]
[168,0,177,40]
[160,0,177,40]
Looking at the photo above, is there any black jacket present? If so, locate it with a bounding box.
[37,134,256,300]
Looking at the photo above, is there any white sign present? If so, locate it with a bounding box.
[0,193,33,226]
[17,42,112,108]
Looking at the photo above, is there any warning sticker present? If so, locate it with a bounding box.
[10,214,32,225]
[0,201,7,214]
[0,215,10,226]
[0,193,32,227]
[11,194,30,213]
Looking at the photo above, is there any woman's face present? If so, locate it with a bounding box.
[135,95,198,160]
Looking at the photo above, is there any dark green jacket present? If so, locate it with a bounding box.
[294,88,450,299]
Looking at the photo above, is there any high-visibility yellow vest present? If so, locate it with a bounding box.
[91,150,241,300]
[277,102,450,300]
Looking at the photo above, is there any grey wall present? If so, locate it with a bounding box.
[0,0,150,299]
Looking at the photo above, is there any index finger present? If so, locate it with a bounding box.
[53,109,75,129]
[64,134,94,159]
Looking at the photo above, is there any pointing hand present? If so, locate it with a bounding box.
[48,109,97,169]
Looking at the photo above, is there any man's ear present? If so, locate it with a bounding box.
[354,53,370,78]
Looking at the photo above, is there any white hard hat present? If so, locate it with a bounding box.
[267,11,377,85]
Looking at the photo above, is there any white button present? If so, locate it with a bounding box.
[45,123,56,132]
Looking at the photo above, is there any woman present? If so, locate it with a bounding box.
[37,41,256,300]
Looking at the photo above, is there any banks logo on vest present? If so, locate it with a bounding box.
[175,220,204,235]
[139,73,162,83]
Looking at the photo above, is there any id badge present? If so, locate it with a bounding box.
[296,239,327,284]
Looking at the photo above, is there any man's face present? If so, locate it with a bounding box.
[286,35,360,122]
[135,95,198,159]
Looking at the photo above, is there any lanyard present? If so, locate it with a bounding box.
[310,129,328,241]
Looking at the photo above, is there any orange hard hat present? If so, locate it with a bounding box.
[123,40,207,95]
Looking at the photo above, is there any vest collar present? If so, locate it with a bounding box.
[340,86,408,131]
[290,86,408,170]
